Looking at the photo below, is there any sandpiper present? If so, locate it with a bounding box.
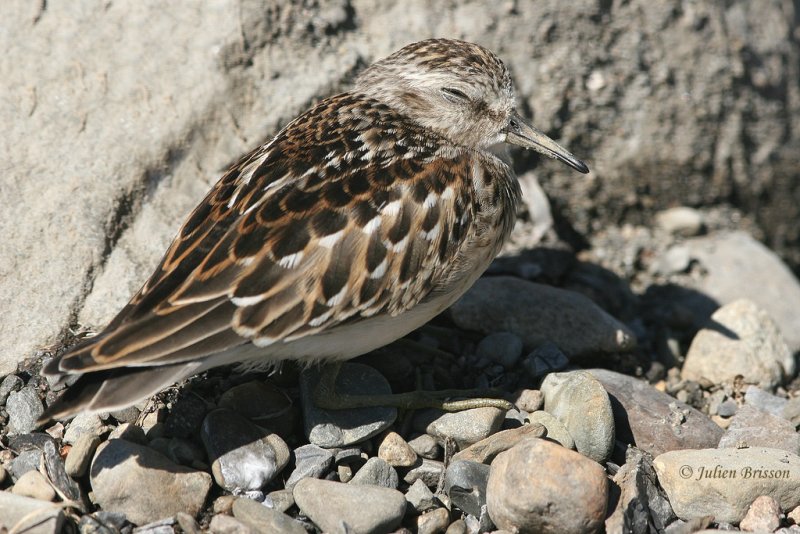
[40,38,588,422]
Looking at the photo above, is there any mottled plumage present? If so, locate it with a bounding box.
[40,39,588,421]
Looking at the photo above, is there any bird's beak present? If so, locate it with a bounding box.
[504,110,589,174]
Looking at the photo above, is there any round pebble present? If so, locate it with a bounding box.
[541,370,614,462]
[739,495,781,532]
[413,407,504,448]
[201,409,290,491]
[65,433,102,478]
[487,438,608,533]
[476,332,523,368]
[293,477,406,533]
[12,470,56,501]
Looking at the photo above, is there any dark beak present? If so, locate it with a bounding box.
[505,110,589,174]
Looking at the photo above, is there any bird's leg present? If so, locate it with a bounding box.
[312,358,513,413]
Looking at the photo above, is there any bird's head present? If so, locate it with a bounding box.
[355,38,589,174]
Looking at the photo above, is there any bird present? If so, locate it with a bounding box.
[39,38,588,423]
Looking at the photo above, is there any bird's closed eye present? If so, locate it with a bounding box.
[441,87,469,103]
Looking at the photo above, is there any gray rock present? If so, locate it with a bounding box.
[293,477,406,533]
[218,380,292,421]
[408,434,441,460]
[655,207,704,236]
[527,411,576,450]
[405,478,438,514]
[744,385,789,417]
[65,434,102,478]
[686,232,800,353]
[444,460,490,517]
[7,387,44,435]
[413,407,504,449]
[450,277,636,357]
[284,444,335,490]
[717,399,738,418]
[403,459,445,488]
[683,299,794,390]
[589,369,723,457]
[9,449,43,481]
[301,363,397,448]
[653,447,800,524]
[349,457,399,489]
[78,511,129,534]
[63,412,106,445]
[90,439,212,525]
[476,332,524,369]
[232,496,306,534]
[266,489,296,514]
[0,492,64,534]
[201,409,290,491]
[207,514,251,534]
[541,370,615,463]
[522,342,570,378]
[377,431,418,467]
[0,374,22,405]
[718,405,800,454]
[605,448,675,534]
[487,438,608,534]
[165,394,207,439]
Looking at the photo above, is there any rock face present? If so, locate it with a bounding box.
[2,0,798,374]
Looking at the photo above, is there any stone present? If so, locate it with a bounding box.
[63,412,106,445]
[78,511,130,534]
[284,444,335,490]
[293,477,406,533]
[90,439,212,525]
[218,380,292,422]
[476,332,524,369]
[717,399,739,418]
[232,496,306,534]
[165,394,207,439]
[207,514,251,534]
[487,439,608,534]
[8,449,43,481]
[541,370,615,463]
[514,389,544,413]
[7,387,44,435]
[653,447,800,524]
[444,460,490,517]
[739,495,781,533]
[403,459,446,488]
[406,478,438,514]
[589,369,723,456]
[267,489,296,514]
[12,470,56,502]
[413,407,504,449]
[378,431,418,467]
[686,232,800,353]
[605,448,675,534]
[108,423,146,444]
[0,374,23,405]
[301,363,397,448]
[449,277,636,357]
[718,405,800,454]
[417,508,451,534]
[65,434,102,478]
[452,423,546,464]
[655,207,704,236]
[201,409,290,491]
[349,457,399,489]
[522,341,570,378]
[42,439,79,503]
[683,299,794,390]
[652,245,692,275]
[527,411,576,450]
[0,492,64,534]
[744,385,789,417]
[408,434,441,460]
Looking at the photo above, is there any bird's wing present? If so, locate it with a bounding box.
[49,93,480,376]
